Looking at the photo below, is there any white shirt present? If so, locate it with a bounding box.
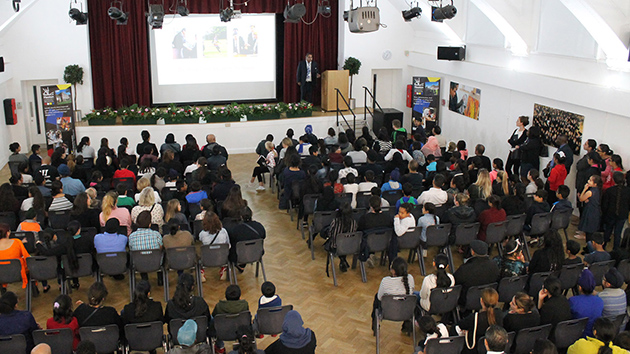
[377,274,415,300]
[347,150,368,164]
[419,273,455,311]
[338,167,359,182]
[418,188,448,207]
[200,227,230,247]
[384,149,413,162]
[358,182,378,193]
[343,183,359,208]
[394,215,416,236]
[21,197,34,211]
[423,323,450,345]
[184,164,199,175]
[306,61,312,82]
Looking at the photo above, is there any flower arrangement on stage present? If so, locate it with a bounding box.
[248,103,283,116]
[282,101,314,114]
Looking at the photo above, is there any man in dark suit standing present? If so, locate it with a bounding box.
[296,53,320,103]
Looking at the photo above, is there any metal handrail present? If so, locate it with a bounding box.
[363,86,383,122]
[335,88,357,131]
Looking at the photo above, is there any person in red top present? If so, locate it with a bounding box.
[546,152,568,205]
[603,154,624,190]
[46,294,79,350]
[111,157,137,187]
[478,195,507,242]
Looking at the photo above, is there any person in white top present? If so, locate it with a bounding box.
[342,173,360,208]
[419,253,455,312]
[337,156,359,183]
[483,325,509,354]
[76,137,96,162]
[418,174,448,207]
[372,257,415,335]
[384,142,414,163]
[417,315,450,351]
[394,203,416,237]
[184,156,203,175]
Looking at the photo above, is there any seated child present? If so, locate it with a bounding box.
[551,185,572,212]
[195,198,213,221]
[489,158,503,182]
[395,183,418,212]
[525,190,550,231]
[565,240,583,265]
[253,281,282,337]
[116,183,136,207]
[584,233,611,265]
[425,155,437,172]
[212,285,250,352]
[17,208,41,233]
[358,170,379,193]
[342,173,359,208]
[185,181,208,205]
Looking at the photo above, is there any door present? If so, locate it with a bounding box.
[371,69,403,109]
[21,79,58,147]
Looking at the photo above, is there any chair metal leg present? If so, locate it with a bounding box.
[26,279,32,312]
[300,219,306,240]
[163,268,169,302]
[129,269,134,302]
[360,261,367,283]
[330,253,338,287]
[411,314,416,352]
[196,263,203,298]
[259,259,267,281]
[375,312,380,354]
[521,234,531,261]
[309,228,315,260]
[255,261,259,277]
[231,263,238,285]
[563,228,569,243]
[446,246,455,275]
[419,246,426,276]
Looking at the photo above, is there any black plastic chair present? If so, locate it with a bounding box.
[113,177,135,191]
[382,190,403,206]
[188,203,202,221]
[124,321,165,353]
[234,239,267,285]
[0,258,25,307]
[552,317,588,349]
[130,249,167,301]
[528,272,553,298]
[10,231,36,254]
[506,214,526,238]
[365,229,392,268]
[419,224,451,275]
[298,194,320,239]
[356,192,372,209]
[425,285,462,322]
[376,295,416,354]
[61,253,94,295]
[558,263,584,295]
[589,260,615,287]
[79,325,121,354]
[200,243,233,285]
[618,259,630,283]
[382,206,398,220]
[328,232,365,286]
[26,256,59,312]
[168,316,208,348]
[48,210,72,230]
[448,222,480,271]
[607,313,627,334]
[95,252,131,299]
[513,324,552,354]
[351,208,367,223]
[425,336,465,354]
[336,192,353,208]
[398,227,422,271]
[0,334,26,354]
[256,305,294,335]
[33,328,74,354]
[165,246,200,297]
[465,283,498,312]
[192,219,204,240]
[498,275,528,304]
[309,211,336,260]
[0,212,17,230]
[478,331,515,354]
[485,221,508,257]
[551,208,573,242]
[214,311,252,342]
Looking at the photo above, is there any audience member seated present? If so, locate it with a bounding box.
[564,240,583,265]
[538,276,572,335]
[584,233,611,266]
[529,230,564,274]
[47,181,74,212]
[385,140,413,166]
[416,315,449,352]
[503,292,541,333]
[296,135,312,156]
[65,221,95,290]
[136,130,159,157]
[221,186,248,219]
[164,273,211,334]
[392,203,416,262]
[323,170,343,195]
[493,239,527,278]
[421,136,441,158]
[525,190,551,232]
[265,310,316,354]
[211,168,237,202]
[502,183,528,216]
[477,195,506,242]
[358,170,378,193]
[324,202,357,272]
[418,174,447,207]
[74,282,123,332]
[202,134,229,160]
[279,155,306,209]
[199,211,230,281]
[94,218,128,253]
[165,199,187,225]
[212,284,249,353]
[163,220,194,249]
[482,325,509,354]
[347,139,368,165]
[34,174,51,197]
[226,207,265,266]
[455,288,502,354]
[100,192,132,234]
[400,160,424,192]
[381,168,402,192]
[129,211,163,254]
[568,317,625,354]
[0,223,30,290]
[135,177,162,203]
[70,192,101,231]
[417,202,438,249]
[115,184,136,208]
[0,184,19,218]
[9,173,28,199]
[598,268,627,318]
[419,253,455,312]
[207,145,228,171]
[569,269,604,337]
[35,229,68,292]
[492,170,511,197]
[454,240,500,306]
[132,187,165,231]
[159,150,184,175]
[46,294,80,350]
[121,280,164,327]
[338,156,359,182]
[314,186,339,212]
[371,257,415,335]
[168,319,213,354]
[17,208,41,233]
[112,157,137,185]
[443,193,476,227]
[0,291,38,352]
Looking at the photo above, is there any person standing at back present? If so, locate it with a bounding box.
[296,53,320,103]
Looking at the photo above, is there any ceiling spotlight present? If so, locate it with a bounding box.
[177,0,189,16]
[13,0,21,12]
[402,7,421,22]
[284,3,306,23]
[431,4,457,22]
[108,2,128,25]
[147,4,165,29]
[220,7,233,22]
[69,7,88,25]
[318,0,331,16]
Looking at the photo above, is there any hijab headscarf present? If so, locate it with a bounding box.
[279,310,312,349]
[422,136,442,157]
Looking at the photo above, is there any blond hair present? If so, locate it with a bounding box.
[497,170,510,196]
[164,199,180,223]
[265,141,275,152]
[136,177,151,193]
[475,169,492,200]
[281,137,292,147]
[138,187,156,207]
[101,191,118,221]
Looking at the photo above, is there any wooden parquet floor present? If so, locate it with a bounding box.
[3,153,585,354]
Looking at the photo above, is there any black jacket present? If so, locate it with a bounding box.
[519,137,543,165]
[443,206,477,226]
[454,256,500,305]
[296,60,319,85]
[602,185,630,220]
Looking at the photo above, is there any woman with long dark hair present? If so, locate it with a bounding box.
[568,317,625,354]
[419,253,454,311]
[73,282,122,332]
[50,147,67,167]
[231,325,265,354]
[46,294,79,350]
[181,135,201,167]
[164,273,210,333]
[21,186,45,213]
[529,230,564,273]
[0,291,38,352]
[506,115,529,177]
[577,175,603,242]
[326,202,357,272]
[221,186,248,219]
[371,257,415,335]
[160,133,181,156]
[122,280,164,326]
[503,292,540,333]
[0,183,20,215]
[70,192,100,231]
[76,137,95,164]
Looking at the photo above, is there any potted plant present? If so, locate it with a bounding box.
[342,57,361,109]
[203,104,241,123]
[164,103,201,124]
[121,104,159,125]
[284,101,314,118]
[84,107,117,125]
[63,64,84,118]
[248,103,282,121]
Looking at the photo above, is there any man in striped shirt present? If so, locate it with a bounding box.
[598,268,627,318]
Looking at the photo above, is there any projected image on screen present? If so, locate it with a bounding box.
[149,14,277,104]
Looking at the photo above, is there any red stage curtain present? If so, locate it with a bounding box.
[87,0,338,108]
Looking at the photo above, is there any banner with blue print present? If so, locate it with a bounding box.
[41,84,76,156]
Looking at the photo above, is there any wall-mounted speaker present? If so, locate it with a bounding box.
[4,99,17,125]
[437,46,466,61]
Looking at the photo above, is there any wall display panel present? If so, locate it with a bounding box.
[533,103,584,155]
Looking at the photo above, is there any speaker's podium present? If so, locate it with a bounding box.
[321,70,349,111]
[373,108,403,135]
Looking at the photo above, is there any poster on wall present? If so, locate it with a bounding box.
[533,103,584,155]
[41,85,76,156]
[411,77,440,134]
[448,81,481,120]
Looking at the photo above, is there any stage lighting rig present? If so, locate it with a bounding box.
[108,1,128,25]
[13,0,20,12]
[430,0,456,22]
[402,4,421,22]
[318,0,332,16]
[69,1,88,25]
[284,1,307,23]
[147,3,165,29]
[177,0,189,16]
[344,0,381,33]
